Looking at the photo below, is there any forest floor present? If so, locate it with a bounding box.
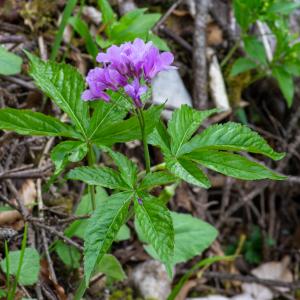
[1,0,300,299]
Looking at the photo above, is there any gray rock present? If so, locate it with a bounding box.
[152,69,192,119]
[131,260,171,300]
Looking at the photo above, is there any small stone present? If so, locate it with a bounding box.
[152,69,192,119]
[131,260,171,300]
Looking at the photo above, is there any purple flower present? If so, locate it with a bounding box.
[137,198,143,205]
[82,38,174,106]
[124,78,147,108]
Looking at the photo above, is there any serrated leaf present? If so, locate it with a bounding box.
[179,122,285,160]
[26,52,90,137]
[88,98,128,139]
[139,171,177,191]
[92,104,163,145]
[148,120,171,155]
[168,105,218,156]
[103,148,138,188]
[67,166,129,190]
[84,192,132,285]
[115,224,131,241]
[185,150,286,180]
[134,194,174,266]
[0,248,40,286]
[273,67,294,107]
[95,254,126,282]
[137,212,218,266]
[230,57,257,77]
[166,157,211,188]
[51,141,88,175]
[0,108,79,138]
[0,46,22,75]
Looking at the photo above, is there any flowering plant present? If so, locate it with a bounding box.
[0,38,286,298]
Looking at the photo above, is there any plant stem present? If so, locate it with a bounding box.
[9,223,28,300]
[74,278,87,300]
[4,240,10,295]
[220,40,240,68]
[137,108,151,173]
[87,144,96,210]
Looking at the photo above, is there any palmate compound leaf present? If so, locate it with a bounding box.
[167,105,219,156]
[88,97,128,140]
[178,122,285,160]
[166,157,211,188]
[67,166,130,190]
[26,52,90,137]
[185,150,286,180]
[51,141,88,176]
[134,194,174,275]
[136,212,218,267]
[91,104,163,146]
[138,171,178,191]
[0,108,80,138]
[102,147,138,188]
[84,191,133,285]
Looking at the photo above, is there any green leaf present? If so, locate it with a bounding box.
[134,194,174,268]
[168,105,218,156]
[148,120,172,155]
[148,33,170,51]
[0,47,22,75]
[92,104,163,145]
[0,108,79,138]
[67,166,129,190]
[51,141,88,175]
[69,16,98,59]
[95,254,126,282]
[272,67,294,107]
[244,36,267,65]
[97,0,116,27]
[65,187,108,239]
[230,57,257,77]
[84,192,132,285]
[267,2,300,14]
[0,248,40,285]
[180,122,285,160]
[55,240,81,269]
[166,157,211,188]
[26,52,90,136]
[186,150,286,180]
[139,212,218,266]
[50,0,78,60]
[115,224,131,242]
[139,171,177,191]
[111,9,161,43]
[103,148,138,188]
[88,99,128,140]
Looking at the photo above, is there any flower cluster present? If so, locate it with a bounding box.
[82,38,174,107]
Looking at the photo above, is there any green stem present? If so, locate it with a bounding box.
[74,278,87,300]
[4,240,10,295]
[220,40,240,68]
[137,108,151,173]
[8,223,28,300]
[87,144,96,211]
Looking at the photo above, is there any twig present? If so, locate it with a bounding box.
[153,0,184,32]
[204,271,300,290]
[0,75,36,90]
[159,26,193,53]
[193,0,209,109]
